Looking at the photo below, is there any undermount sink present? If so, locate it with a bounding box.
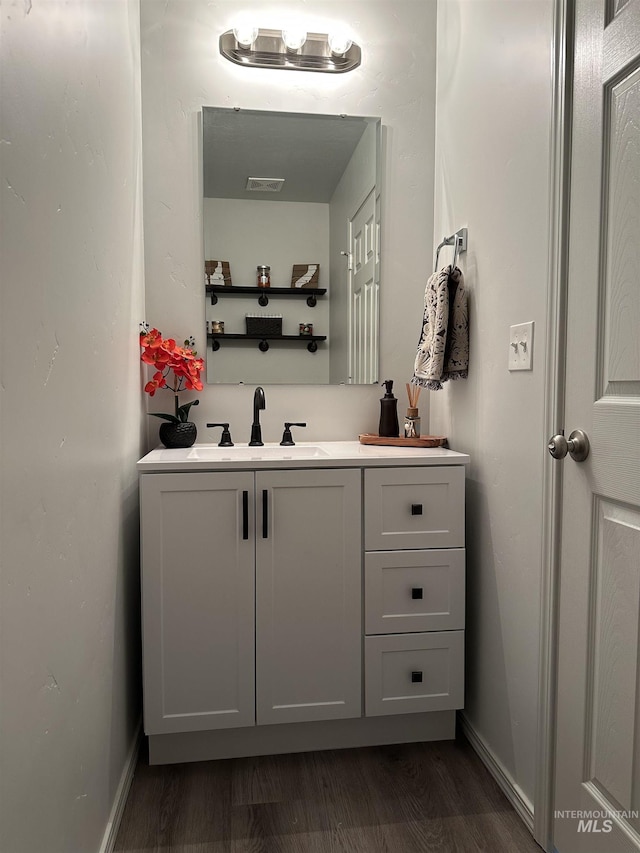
[186,443,331,462]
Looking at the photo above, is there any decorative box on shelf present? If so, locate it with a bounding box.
[291,263,320,289]
[245,314,283,336]
[205,259,232,286]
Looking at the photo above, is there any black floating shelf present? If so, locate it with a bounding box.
[206,284,326,307]
[208,332,327,353]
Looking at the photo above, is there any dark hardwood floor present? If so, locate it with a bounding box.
[114,735,542,852]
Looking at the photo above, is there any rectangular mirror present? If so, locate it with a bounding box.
[203,107,381,385]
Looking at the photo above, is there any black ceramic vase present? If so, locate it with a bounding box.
[159,421,197,449]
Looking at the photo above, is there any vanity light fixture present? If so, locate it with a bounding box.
[219,27,361,73]
[282,27,307,52]
[327,31,353,56]
[232,25,259,48]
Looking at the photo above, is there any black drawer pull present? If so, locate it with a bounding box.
[242,490,249,540]
[411,503,423,516]
[411,587,423,600]
[411,671,423,683]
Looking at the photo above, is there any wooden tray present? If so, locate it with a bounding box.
[359,434,448,448]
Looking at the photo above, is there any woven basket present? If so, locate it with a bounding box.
[246,316,282,336]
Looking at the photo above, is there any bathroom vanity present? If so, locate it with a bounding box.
[138,442,469,764]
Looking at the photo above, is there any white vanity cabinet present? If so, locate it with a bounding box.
[140,467,361,737]
[363,466,466,716]
[138,442,468,764]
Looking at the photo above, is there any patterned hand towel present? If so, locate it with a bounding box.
[412,265,469,390]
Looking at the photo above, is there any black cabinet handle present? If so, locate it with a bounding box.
[262,489,268,538]
[411,503,423,516]
[411,671,423,683]
[242,491,249,540]
[411,587,423,600]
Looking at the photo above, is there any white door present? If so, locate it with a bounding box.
[255,468,362,725]
[140,472,255,734]
[554,2,640,851]
[348,189,379,384]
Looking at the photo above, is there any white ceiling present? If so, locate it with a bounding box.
[203,107,372,203]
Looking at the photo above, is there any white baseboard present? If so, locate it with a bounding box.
[458,712,534,834]
[99,718,142,853]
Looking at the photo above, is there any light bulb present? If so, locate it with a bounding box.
[328,31,353,56]
[233,24,258,48]
[282,28,307,51]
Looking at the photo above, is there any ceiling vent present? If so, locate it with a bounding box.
[246,176,285,192]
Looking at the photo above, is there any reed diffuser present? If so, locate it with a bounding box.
[404,383,421,438]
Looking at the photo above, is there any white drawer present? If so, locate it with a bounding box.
[364,467,464,550]
[365,631,464,716]
[365,549,465,634]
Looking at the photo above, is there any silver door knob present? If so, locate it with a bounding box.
[547,429,590,462]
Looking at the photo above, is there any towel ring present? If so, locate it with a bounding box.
[433,228,468,272]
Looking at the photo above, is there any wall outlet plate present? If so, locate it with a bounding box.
[508,321,534,370]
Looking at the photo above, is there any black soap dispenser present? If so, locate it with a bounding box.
[379,380,400,437]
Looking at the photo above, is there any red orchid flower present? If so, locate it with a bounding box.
[140,325,203,423]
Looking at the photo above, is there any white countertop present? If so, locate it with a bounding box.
[137,440,470,473]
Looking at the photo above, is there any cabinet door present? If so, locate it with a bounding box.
[256,468,362,725]
[141,472,255,734]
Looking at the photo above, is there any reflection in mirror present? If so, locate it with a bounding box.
[202,107,381,385]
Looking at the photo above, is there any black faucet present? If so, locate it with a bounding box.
[280,422,306,446]
[249,386,266,446]
[206,422,234,446]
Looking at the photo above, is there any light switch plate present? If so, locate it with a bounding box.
[508,322,534,370]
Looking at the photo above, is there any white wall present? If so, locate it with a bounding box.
[204,197,330,384]
[431,0,554,809]
[204,198,330,291]
[0,3,145,852]
[140,0,437,444]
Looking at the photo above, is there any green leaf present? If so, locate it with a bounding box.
[177,399,199,422]
[148,412,180,424]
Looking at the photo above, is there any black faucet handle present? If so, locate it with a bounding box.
[280,422,307,446]
[206,422,234,447]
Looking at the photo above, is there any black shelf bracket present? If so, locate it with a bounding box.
[206,284,326,309]
[208,332,326,353]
